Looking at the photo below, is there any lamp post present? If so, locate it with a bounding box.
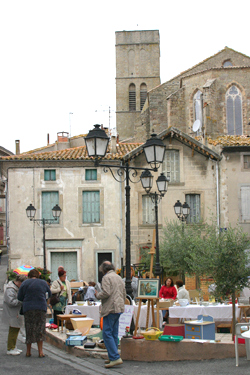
[26,203,62,277]
[141,172,169,279]
[173,200,190,231]
[85,124,165,297]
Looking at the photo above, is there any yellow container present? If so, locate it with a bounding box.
[141,327,163,340]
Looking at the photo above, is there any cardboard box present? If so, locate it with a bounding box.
[65,335,87,346]
[159,300,174,308]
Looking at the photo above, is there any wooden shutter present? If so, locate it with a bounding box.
[142,195,154,224]
[163,150,180,182]
[82,191,100,223]
[42,191,59,220]
[241,186,250,221]
[186,194,200,223]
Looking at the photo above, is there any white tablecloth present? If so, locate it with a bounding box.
[133,304,163,328]
[169,304,240,321]
[65,303,101,325]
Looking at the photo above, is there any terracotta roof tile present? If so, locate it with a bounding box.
[208,135,250,147]
[0,143,142,161]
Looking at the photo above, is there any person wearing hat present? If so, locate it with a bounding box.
[51,269,72,326]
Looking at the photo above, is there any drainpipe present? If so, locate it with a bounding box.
[119,162,124,275]
[216,161,220,230]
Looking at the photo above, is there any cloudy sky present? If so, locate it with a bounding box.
[1,0,249,153]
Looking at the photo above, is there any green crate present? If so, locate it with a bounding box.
[158,335,183,342]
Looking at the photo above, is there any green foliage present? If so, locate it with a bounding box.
[6,268,51,281]
[160,219,250,299]
[160,220,211,278]
[6,269,16,281]
[208,226,250,299]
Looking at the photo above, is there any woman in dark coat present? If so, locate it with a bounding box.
[18,269,51,357]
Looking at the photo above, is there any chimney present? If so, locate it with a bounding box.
[15,140,20,155]
[47,133,50,145]
[111,135,117,154]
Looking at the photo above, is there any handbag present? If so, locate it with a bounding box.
[50,281,61,306]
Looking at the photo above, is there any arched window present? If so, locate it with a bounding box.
[223,60,233,67]
[129,84,136,111]
[140,83,147,110]
[226,85,242,135]
[193,90,203,132]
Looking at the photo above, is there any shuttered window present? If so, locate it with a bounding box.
[142,195,155,224]
[162,150,180,182]
[44,169,56,181]
[129,83,136,111]
[226,85,242,135]
[243,155,250,169]
[42,191,59,222]
[185,194,200,224]
[241,186,250,221]
[82,191,100,223]
[85,169,97,180]
[140,83,147,110]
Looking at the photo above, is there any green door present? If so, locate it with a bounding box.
[51,252,77,281]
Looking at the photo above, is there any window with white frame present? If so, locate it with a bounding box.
[142,195,155,224]
[185,194,201,224]
[162,149,180,183]
[241,186,250,221]
[42,191,59,222]
[226,85,243,135]
[82,191,100,223]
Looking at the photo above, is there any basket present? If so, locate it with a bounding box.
[158,335,183,342]
[141,327,163,340]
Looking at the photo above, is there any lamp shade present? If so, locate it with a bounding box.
[142,134,165,168]
[26,203,36,219]
[85,124,109,158]
[174,200,182,216]
[52,204,62,219]
[156,173,169,195]
[140,169,153,193]
[182,202,190,217]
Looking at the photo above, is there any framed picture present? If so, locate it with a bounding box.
[138,278,159,299]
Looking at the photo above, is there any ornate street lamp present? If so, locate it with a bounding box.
[84,125,165,297]
[141,172,169,279]
[26,203,62,276]
[174,200,190,231]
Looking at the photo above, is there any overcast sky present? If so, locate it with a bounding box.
[1,0,249,153]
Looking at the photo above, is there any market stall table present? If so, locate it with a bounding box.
[169,304,240,321]
[65,303,101,325]
[56,314,87,332]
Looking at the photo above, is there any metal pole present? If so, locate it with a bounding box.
[125,162,133,297]
[43,218,47,277]
[154,193,161,279]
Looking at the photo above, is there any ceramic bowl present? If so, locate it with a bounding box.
[178,299,189,306]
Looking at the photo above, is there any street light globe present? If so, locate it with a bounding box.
[85,124,109,158]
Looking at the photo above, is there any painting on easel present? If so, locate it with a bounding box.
[138,278,159,299]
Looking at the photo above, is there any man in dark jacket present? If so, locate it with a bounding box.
[96,261,126,369]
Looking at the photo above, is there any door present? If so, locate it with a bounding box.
[97,252,112,283]
[51,251,77,281]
